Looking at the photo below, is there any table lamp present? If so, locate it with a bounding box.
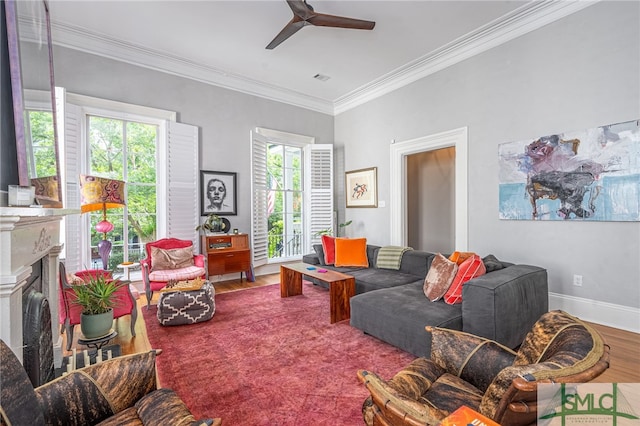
[79,175,126,270]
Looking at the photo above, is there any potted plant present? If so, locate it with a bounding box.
[71,274,123,339]
[314,220,353,237]
[196,213,223,234]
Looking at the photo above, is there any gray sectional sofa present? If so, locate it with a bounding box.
[302,245,548,358]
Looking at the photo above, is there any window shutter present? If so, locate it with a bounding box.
[251,132,269,267]
[165,122,199,248]
[305,144,333,252]
[61,101,84,272]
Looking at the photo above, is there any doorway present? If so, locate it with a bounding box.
[407,147,455,252]
[389,127,468,250]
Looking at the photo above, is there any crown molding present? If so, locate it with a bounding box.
[333,0,599,115]
[49,1,597,117]
[50,21,335,115]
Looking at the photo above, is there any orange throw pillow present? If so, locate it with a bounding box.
[334,238,368,267]
[444,254,486,305]
[321,235,336,265]
[449,251,475,265]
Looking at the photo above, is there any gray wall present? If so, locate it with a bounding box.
[52,46,334,238]
[335,2,640,313]
[407,148,455,253]
[47,2,639,324]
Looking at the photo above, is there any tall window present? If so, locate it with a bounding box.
[267,144,303,260]
[252,128,333,268]
[88,116,157,268]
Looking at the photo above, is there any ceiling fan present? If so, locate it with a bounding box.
[266,0,376,50]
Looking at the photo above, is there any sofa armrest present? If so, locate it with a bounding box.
[462,265,548,348]
[140,258,151,275]
[194,254,205,268]
[141,259,151,292]
[36,351,158,425]
[302,253,320,265]
[428,326,516,391]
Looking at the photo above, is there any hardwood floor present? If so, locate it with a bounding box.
[62,273,640,383]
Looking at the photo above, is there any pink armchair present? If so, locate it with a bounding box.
[58,263,137,351]
[141,238,206,308]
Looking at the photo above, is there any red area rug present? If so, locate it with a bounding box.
[142,282,414,425]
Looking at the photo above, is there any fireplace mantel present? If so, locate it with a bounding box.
[0,207,79,365]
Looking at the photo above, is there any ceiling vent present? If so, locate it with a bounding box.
[313,74,330,82]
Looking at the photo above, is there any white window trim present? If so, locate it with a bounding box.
[255,127,315,147]
[62,91,181,268]
[389,126,468,250]
[252,128,332,272]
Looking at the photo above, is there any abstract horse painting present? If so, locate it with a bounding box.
[498,120,640,221]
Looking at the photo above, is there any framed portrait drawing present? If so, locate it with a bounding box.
[200,170,237,215]
[346,167,377,208]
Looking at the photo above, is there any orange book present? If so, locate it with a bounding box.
[438,405,500,426]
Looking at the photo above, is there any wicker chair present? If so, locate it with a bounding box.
[357,310,610,426]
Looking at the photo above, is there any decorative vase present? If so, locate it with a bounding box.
[80,309,114,339]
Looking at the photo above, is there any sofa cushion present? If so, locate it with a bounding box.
[444,254,486,305]
[148,266,205,282]
[321,235,336,265]
[350,281,463,357]
[313,244,327,266]
[350,269,423,293]
[151,246,194,271]
[398,250,435,277]
[423,253,458,302]
[335,237,369,267]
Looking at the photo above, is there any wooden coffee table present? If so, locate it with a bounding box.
[280,263,355,324]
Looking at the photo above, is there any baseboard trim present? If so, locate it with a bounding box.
[549,292,640,334]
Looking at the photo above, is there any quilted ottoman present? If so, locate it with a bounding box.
[157,281,215,326]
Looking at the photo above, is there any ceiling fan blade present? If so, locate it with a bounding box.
[286,0,315,20]
[308,13,375,30]
[266,18,307,50]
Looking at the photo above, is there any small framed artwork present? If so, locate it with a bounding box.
[200,170,237,216]
[345,167,378,208]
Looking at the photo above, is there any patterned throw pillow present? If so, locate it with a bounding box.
[334,237,368,267]
[444,254,486,305]
[321,235,336,265]
[423,253,458,302]
[151,246,195,271]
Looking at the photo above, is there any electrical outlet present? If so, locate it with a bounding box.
[573,274,583,287]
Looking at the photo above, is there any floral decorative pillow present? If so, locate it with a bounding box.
[423,253,458,302]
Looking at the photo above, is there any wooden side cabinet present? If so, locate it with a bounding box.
[201,234,252,281]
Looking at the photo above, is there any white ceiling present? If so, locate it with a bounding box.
[46,0,594,114]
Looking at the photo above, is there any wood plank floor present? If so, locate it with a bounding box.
[62,273,640,383]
